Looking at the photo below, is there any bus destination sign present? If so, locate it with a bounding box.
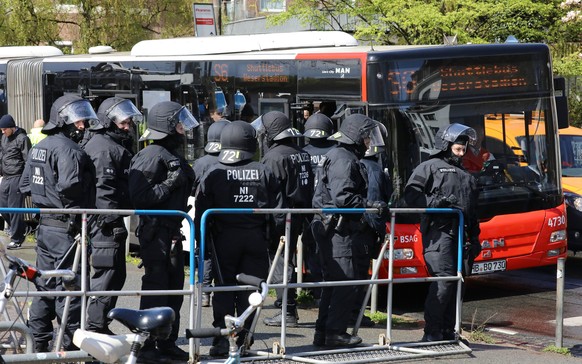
[212,61,292,84]
[370,56,543,103]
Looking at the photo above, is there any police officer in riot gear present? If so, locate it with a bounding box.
[19,95,97,352]
[303,113,336,162]
[128,101,197,361]
[193,118,230,307]
[311,113,387,348]
[195,120,283,357]
[404,123,481,342]
[83,97,143,335]
[302,113,336,299]
[353,131,392,327]
[253,111,313,327]
[193,119,230,189]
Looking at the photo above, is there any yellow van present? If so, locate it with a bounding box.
[484,116,582,252]
[558,126,582,252]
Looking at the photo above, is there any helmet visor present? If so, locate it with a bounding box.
[109,100,144,124]
[442,123,477,147]
[172,106,199,131]
[250,115,265,134]
[59,100,98,125]
[365,125,385,148]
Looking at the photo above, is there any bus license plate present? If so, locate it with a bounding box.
[471,260,506,275]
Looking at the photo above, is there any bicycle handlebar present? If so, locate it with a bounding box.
[0,254,77,313]
[186,274,268,340]
[185,327,229,339]
[236,273,264,288]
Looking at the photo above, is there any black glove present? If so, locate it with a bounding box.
[366,200,389,220]
[62,273,81,291]
[161,168,188,192]
[469,238,482,257]
[434,194,458,208]
[463,239,482,276]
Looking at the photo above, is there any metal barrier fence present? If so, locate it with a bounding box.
[0,206,470,363]
[0,207,193,363]
[196,207,470,363]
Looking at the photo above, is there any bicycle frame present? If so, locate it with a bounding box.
[186,274,268,364]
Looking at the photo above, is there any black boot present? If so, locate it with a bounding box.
[263,305,298,327]
[325,332,362,347]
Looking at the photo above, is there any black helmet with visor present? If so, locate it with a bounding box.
[251,111,302,144]
[91,97,143,131]
[431,123,477,156]
[328,113,383,147]
[43,95,99,132]
[139,101,199,141]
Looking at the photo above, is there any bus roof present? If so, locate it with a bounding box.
[0,46,63,59]
[130,31,359,57]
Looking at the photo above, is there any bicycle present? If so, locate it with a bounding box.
[0,247,177,364]
[73,306,175,364]
[0,253,90,362]
[186,274,268,364]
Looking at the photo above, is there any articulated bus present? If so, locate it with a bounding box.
[0,31,569,278]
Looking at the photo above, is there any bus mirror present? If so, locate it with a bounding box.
[554,77,569,129]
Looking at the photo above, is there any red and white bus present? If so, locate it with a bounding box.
[0,31,569,275]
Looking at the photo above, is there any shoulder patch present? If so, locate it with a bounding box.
[168,160,181,170]
[30,148,47,163]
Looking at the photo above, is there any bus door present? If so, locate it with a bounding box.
[330,101,369,130]
[294,97,368,132]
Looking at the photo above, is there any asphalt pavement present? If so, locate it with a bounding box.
[4,238,582,363]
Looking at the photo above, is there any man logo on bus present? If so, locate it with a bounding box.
[481,238,505,249]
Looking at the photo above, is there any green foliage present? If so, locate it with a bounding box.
[467,308,497,344]
[0,0,197,53]
[567,89,582,127]
[467,327,496,343]
[296,289,316,307]
[0,0,60,46]
[543,345,571,356]
[554,51,582,126]
[269,0,562,45]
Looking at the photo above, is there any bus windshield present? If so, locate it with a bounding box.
[375,98,561,219]
[367,46,561,219]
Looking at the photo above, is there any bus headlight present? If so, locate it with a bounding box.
[384,248,414,260]
[550,229,566,242]
[564,192,582,211]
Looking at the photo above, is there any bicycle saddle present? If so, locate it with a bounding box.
[108,307,175,340]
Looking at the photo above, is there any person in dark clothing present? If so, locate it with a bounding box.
[195,120,283,357]
[318,101,337,119]
[128,101,198,362]
[19,95,97,352]
[193,118,230,307]
[352,135,392,327]
[253,111,313,327]
[311,113,387,348]
[301,113,336,300]
[0,114,31,249]
[404,123,481,342]
[83,97,142,335]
